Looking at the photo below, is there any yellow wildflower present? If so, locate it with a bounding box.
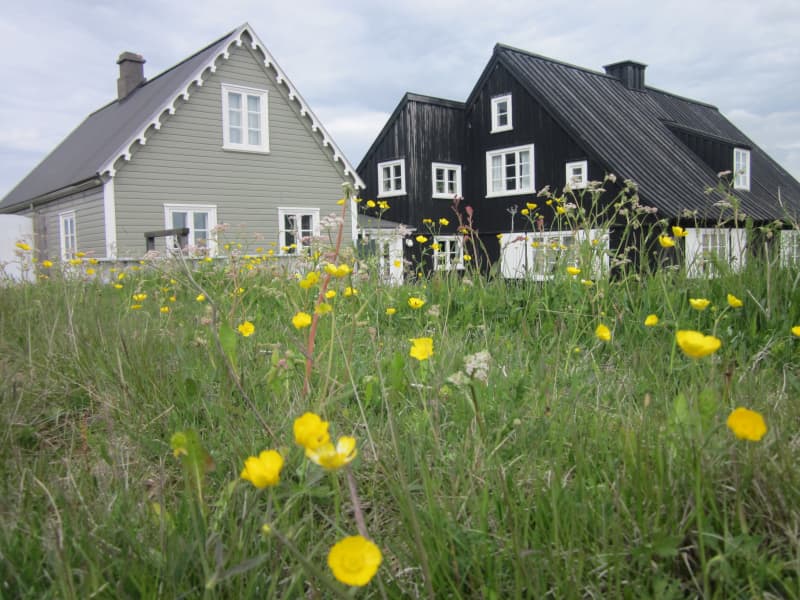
[15,242,31,251]
[727,294,743,308]
[408,297,425,309]
[240,450,284,488]
[238,321,255,337]
[792,325,800,337]
[672,226,688,238]
[644,314,659,327]
[580,279,594,287]
[366,200,376,208]
[566,266,581,276]
[292,311,312,329]
[675,330,722,358]
[344,287,358,297]
[595,324,611,342]
[160,306,170,314]
[726,407,767,442]
[689,298,710,311]
[393,259,402,268]
[132,293,147,302]
[315,302,333,315]
[86,268,95,275]
[196,293,206,302]
[463,254,472,262]
[439,218,449,226]
[658,235,676,248]
[130,304,143,310]
[293,412,330,451]
[113,283,124,290]
[556,206,567,214]
[325,290,337,299]
[41,260,53,268]
[526,202,538,210]
[324,263,351,278]
[327,535,382,587]
[409,337,434,361]
[415,235,428,244]
[305,436,357,470]
[386,307,397,316]
[520,208,530,216]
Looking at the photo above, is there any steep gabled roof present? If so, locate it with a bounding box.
[2,23,363,211]
[491,44,800,221]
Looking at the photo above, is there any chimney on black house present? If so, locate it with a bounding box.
[117,52,146,100]
[603,60,647,91]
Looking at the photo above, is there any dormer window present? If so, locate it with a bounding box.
[491,94,513,133]
[222,84,269,153]
[733,148,750,190]
[565,160,588,189]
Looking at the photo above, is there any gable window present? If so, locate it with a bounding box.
[565,160,588,189]
[164,204,218,256]
[432,163,462,198]
[378,159,406,197]
[780,229,800,266]
[59,211,77,260]
[491,94,513,133]
[486,144,535,197]
[279,208,320,255]
[222,84,269,153]
[733,148,750,190]
[433,236,464,271]
[685,227,746,277]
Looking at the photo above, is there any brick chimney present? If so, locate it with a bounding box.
[603,60,647,91]
[117,52,146,100]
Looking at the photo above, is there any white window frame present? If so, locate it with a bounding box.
[486,144,535,198]
[433,235,465,271]
[685,227,747,277]
[779,229,800,267]
[377,159,406,197]
[357,230,405,284]
[733,148,750,191]
[221,83,269,153]
[565,160,588,190]
[278,208,320,255]
[431,163,462,199]
[164,204,218,257]
[491,94,513,133]
[59,211,77,260]
[500,229,608,280]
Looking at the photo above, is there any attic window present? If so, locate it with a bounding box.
[565,161,588,189]
[733,148,750,191]
[491,94,513,133]
[222,84,269,153]
[378,159,406,197]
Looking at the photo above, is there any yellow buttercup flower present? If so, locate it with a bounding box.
[324,263,351,278]
[292,311,312,329]
[366,200,376,208]
[293,412,330,451]
[580,279,594,287]
[409,337,434,361]
[566,266,581,276]
[689,298,710,311]
[644,314,659,327]
[556,206,567,214]
[726,407,767,442]
[520,208,530,216]
[41,260,53,268]
[595,324,611,342]
[438,218,449,226]
[325,290,337,299]
[240,450,284,488]
[408,297,425,309]
[344,287,358,297]
[132,293,147,302]
[160,306,170,314]
[328,535,382,587]
[130,304,143,310]
[793,326,800,337]
[385,307,397,316]
[196,294,206,302]
[658,235,675,248]
[238,321,255,337]
[315,302,333,315]
[675,330,721,358]
[305,436,357,470]
[393,260,402,268]
[463,254,472,262]
[113,283,124,290]
[526,202,538,210]
[727,294,743,308]
[15,242,31,251]
[415,235,428,244]
[672,226,688,238]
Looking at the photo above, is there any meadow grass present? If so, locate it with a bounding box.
[2,194,800,598]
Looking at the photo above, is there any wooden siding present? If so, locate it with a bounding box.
[26,186,106,261]
[113,37,351,257]
[668,128,734,177]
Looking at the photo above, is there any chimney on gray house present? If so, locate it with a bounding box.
[603,60,647,91]
[117,52,146,100]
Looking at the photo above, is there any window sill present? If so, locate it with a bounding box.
[222,144,270,154]
[378,190,407,198]
[490,126,513,134]
[486,189,533,198]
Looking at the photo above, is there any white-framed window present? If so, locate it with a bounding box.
[685,227,747,277]
[733,148,750,191]
[780,229,800,266]
[164,204,218,256]
[278,208,320,255]
[433,236,465,271]
[432,163,462,198]
[221,84,269,153]
[491,94,513,133]
[486,144,535,197]
[378,159,406,197]
[565,160,588,190]
[500,229,608,280]
[357,230,404,284]
[59,211,77,260]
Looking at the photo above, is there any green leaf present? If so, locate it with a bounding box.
[219,322,238,369]
[672,393,690,425]
[698,387,718,429]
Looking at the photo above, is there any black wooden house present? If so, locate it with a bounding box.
[357,44,800,279]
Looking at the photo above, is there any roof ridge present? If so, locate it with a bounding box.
[494,43,617,80]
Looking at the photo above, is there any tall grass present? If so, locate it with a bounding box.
[1,184,800,598]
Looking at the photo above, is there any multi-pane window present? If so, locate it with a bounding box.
[433,236,464,271]
[432,163,462,198]
[378,159,406,197]
[685,227,747,277]
[529,232,577,280]
[59,211,77,260]
[780,229,800,266]
[486,145,534,196]
[733,148,750,190]
[491,94,513,133]
[500,229,607,279]
[164,204,217,256]
[279,208,319,255]
[222,84,269,152]
[565,160,588,189]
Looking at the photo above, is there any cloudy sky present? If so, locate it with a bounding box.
[1,0,799,198]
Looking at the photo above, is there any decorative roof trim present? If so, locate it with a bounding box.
[99,23,364,188]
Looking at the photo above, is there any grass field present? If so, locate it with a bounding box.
[2,188,800,598]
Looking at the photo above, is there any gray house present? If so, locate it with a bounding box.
[0,23,363,261]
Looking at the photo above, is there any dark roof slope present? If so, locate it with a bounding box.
[1,30,238,211]
[495,44,800,221]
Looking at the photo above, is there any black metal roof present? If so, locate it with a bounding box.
[493,44,800,221]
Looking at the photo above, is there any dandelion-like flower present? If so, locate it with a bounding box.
[566,266,581,276]
[658,235,675,248]
[675,330,721,358]
[727,294,743,308]
[689,298,711,311]
[672,226,688,238]
[240,450,284,488]
[595,324,611,342]
[328,535,382,587]
[644,314,659,327]
[238,321,255,337]
[793,326,800,337]
[292,311,312,329]
[386,307,397,316]
[325,290,336,299]
[344,287,358,297]
[306,436,357,470]
[726,407,767,442]
[409,337,434,361]
[41,260,53,268]
[293,412,330,451]
[415,235,428,244]
[408,297,425,309]
[439,218,449,226]
[160,306,170,314]
[15,242,31,251]
[324,263,352,278]
[196,294,206,302]
[132,293,147,302]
